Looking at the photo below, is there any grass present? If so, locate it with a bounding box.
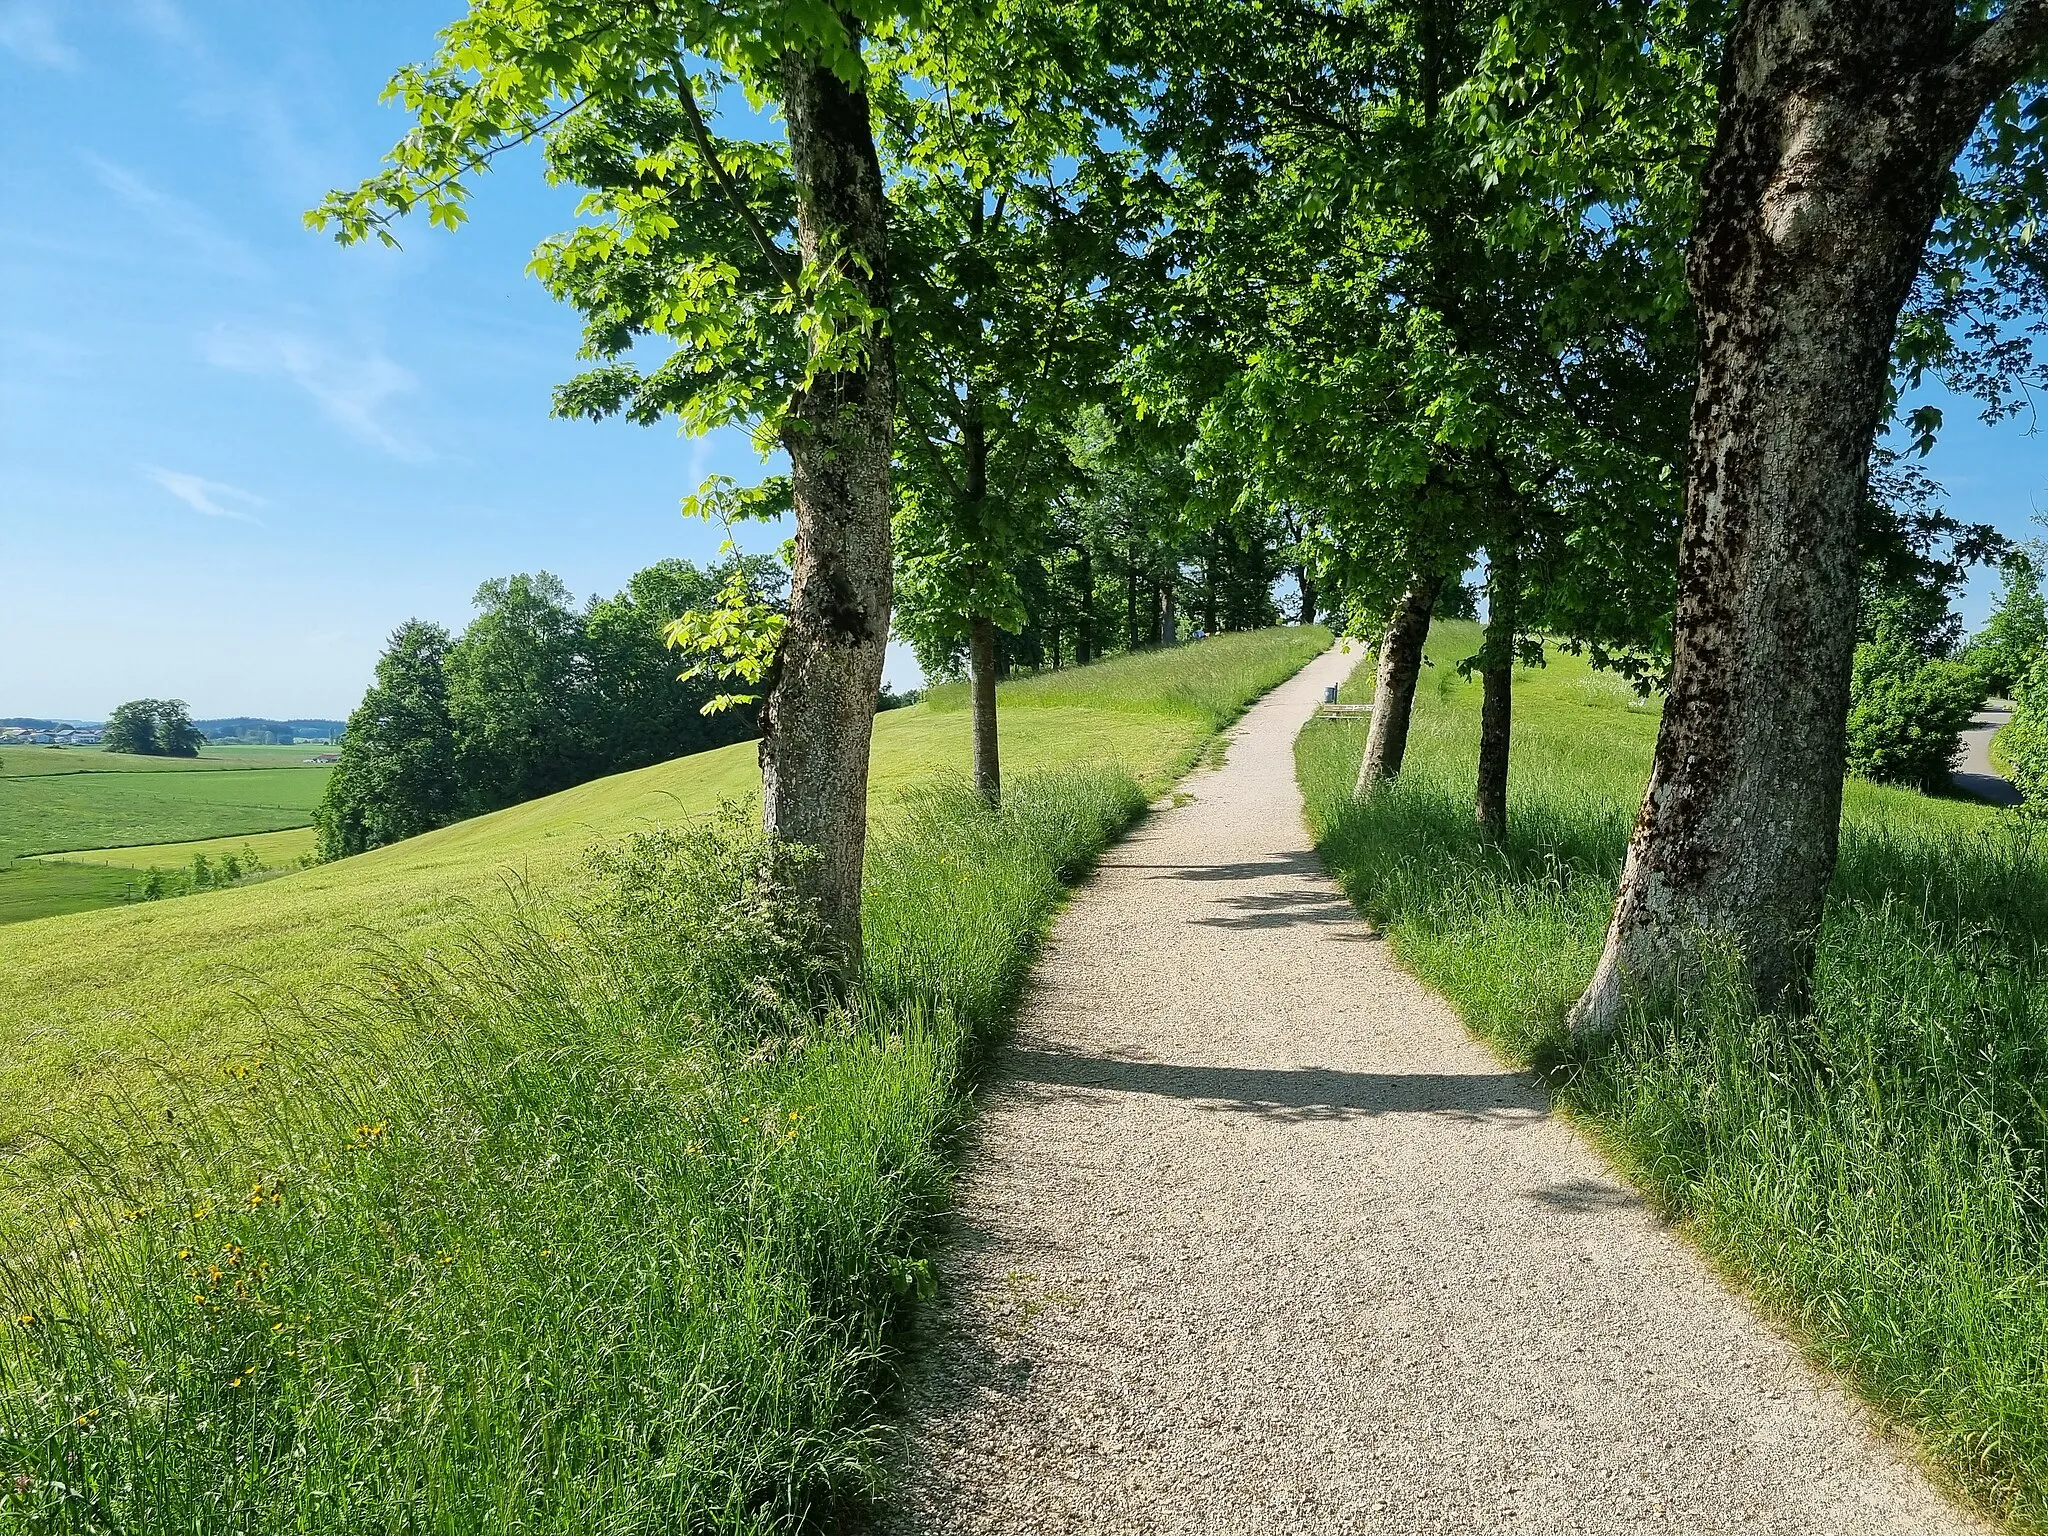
[0,627,1326,1532]
[0,753,334,926]
[0,745,323,776]
[0,767,329,858]
[922,629,1320,730]
[0,629,1327,1219]
[1299,620,2048,1528]
[33,826,319,872]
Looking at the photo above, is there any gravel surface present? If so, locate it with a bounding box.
[1952,707,2020,806]
[883,643,1984,1535]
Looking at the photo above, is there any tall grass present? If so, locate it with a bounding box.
[921,627,1331,730]
[0,772,1147,1533]
[1299,626,2048,1527]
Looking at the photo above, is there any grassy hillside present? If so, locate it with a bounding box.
[0,631,1327,1227]
[1299,623,2048,1528]
[0,626,1327,1533]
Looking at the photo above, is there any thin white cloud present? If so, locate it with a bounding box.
[124,0,332,197]
[81,152,264,279]
[201,327,430,461]
[144,466,267,522]
[0,2,78,69]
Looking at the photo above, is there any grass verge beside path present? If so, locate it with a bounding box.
[0,628,1327,1533]
[1299,622,2048,1529]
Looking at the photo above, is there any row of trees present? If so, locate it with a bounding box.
[322,0,2048,1028]
[314,561,762,858]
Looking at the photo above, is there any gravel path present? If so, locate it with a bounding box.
[1953,707,2020,806]
[884,643,1983,1535]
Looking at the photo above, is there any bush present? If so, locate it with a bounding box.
[2004,653,2048,811]
[1843,636,1984,792]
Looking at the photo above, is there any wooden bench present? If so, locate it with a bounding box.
[1315,703,1373,721]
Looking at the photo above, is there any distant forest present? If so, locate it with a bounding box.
[195,718,346,744]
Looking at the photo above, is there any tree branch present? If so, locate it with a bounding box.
[1940,0,2048,129]
[674,68,798,288]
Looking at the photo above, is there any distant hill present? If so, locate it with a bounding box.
[0,718,97,730]
[195,718,346,744]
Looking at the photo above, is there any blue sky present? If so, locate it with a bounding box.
[0,0,840,721]
[1,3,2044,720]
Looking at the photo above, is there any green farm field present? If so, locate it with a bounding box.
[0,744,323,776]
[0,749,330,926]
[0,629,1327,1228]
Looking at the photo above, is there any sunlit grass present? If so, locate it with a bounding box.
[0,628,1326,1533]
[922,627,1331,729]
[1300,623,2048,1529]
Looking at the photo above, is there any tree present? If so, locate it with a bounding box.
[1572,0,2048,1031]
[1972,546,2048,695]
[318,0,904,962]
[884,53,1143,805]
[315,622,460,859]
[445,572,591,809]
[581,557,766,770]
[100,700,158,757]
[1126,0,1693,818]
[102,699,205,757]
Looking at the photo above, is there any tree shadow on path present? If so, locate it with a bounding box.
[1004,1048,1546,1125]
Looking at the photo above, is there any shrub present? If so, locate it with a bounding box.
[2004,653,2048,811]
[1843,636,1983,792]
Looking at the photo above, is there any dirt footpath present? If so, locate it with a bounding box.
[884,642,1981,1535]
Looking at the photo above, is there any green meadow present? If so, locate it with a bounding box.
[0,751,331,926]
[1299,622,2048,1528]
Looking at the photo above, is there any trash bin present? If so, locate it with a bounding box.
[1324,685,1339,704]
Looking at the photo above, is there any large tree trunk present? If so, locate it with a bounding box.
[1475,543,1518,844]
[1355,566,1439,796]
[1161,571,1178,645]
[1571,0,2048,1032]
[762,41,893,967]
[968,613,1000,806]
[1294,567,1317,627]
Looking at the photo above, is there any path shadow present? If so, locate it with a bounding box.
[1525,1177,1639,1213]
[1951,769,2022,807]
[1107,850,1330,883]
[1005,1048,1544,1124]
[1189,888,1374,933]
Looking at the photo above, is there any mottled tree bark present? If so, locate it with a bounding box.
[1475,544,1518,844]
[1355,567,1440,796]
[1573,0,2048,1032]
[762,38,894,966]
[1161,572,1178,645]
[968,613,1000,806]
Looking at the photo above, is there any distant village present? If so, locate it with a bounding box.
[1,719,343,758]
[0,724,103,747]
